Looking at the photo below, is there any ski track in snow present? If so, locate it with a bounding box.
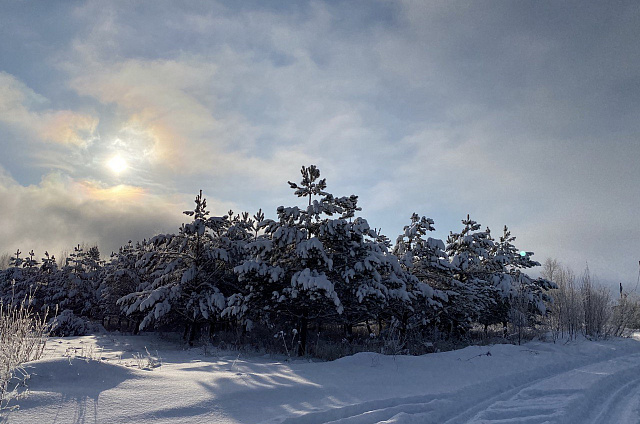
[272,350,640,424]
[451,353,640,424]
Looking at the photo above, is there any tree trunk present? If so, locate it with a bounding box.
[343,323,353,337]
[400,311,408,340]
[298,315,308,357]
[188,322,199,346]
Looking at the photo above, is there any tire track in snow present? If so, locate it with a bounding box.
[272,349,640,424]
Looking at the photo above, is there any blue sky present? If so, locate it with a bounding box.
[1,1,639,288]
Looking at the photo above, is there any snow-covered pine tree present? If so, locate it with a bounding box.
[324,217,409,338]
[118,191,251,342]
[43,244,103,319]
[233,166,344,355]
[99,241,149,331]
[0,249,53,312]
[0,250,30,305]
[33,251,58,312]
[393,214,460,337]
[445,215,497,334]
[233,165,421,355]
[40,251,57,276]
[478,225,518,332]
[489,225,556,338]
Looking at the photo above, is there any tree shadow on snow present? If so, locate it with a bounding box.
[10,358,138,424]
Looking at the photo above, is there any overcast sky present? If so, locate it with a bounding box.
[1,1,639,289]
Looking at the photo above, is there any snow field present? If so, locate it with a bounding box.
[3,333,640,423]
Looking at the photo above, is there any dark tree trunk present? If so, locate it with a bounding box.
[400,311,409,340]
[183,323,190,340]
[298,315,308,357]
[343,323,353,337]
[188,322,199,346]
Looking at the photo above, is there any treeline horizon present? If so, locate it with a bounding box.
[1,165,557,357]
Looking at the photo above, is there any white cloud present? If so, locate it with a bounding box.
[0,168,188,258]
[0,72,98,148]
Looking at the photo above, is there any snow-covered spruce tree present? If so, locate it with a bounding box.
[118,191,252,342]
[233,165,413,355]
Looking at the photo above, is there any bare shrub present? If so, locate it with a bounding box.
[580,269,611,339]
[0,296,50,414]
[610,294,640,337]
[543,260,583,341]
[543,259,637,341]
[0,253,10,271]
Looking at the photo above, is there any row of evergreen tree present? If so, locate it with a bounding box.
[0,166,555,355]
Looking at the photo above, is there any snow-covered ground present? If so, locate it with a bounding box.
[3,333,640,423]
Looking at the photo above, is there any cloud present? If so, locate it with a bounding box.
[69,59,218,168]
[0,72,98,148]
[0,168,187,258]
[38,110,98,147]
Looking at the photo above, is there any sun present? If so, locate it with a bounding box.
[107,155,128,174]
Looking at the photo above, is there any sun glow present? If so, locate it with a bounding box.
[107,155,128,174]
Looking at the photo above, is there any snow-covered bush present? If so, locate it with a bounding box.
[48,309,98,337]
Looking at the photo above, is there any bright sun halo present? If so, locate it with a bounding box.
[107,155,128,174]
